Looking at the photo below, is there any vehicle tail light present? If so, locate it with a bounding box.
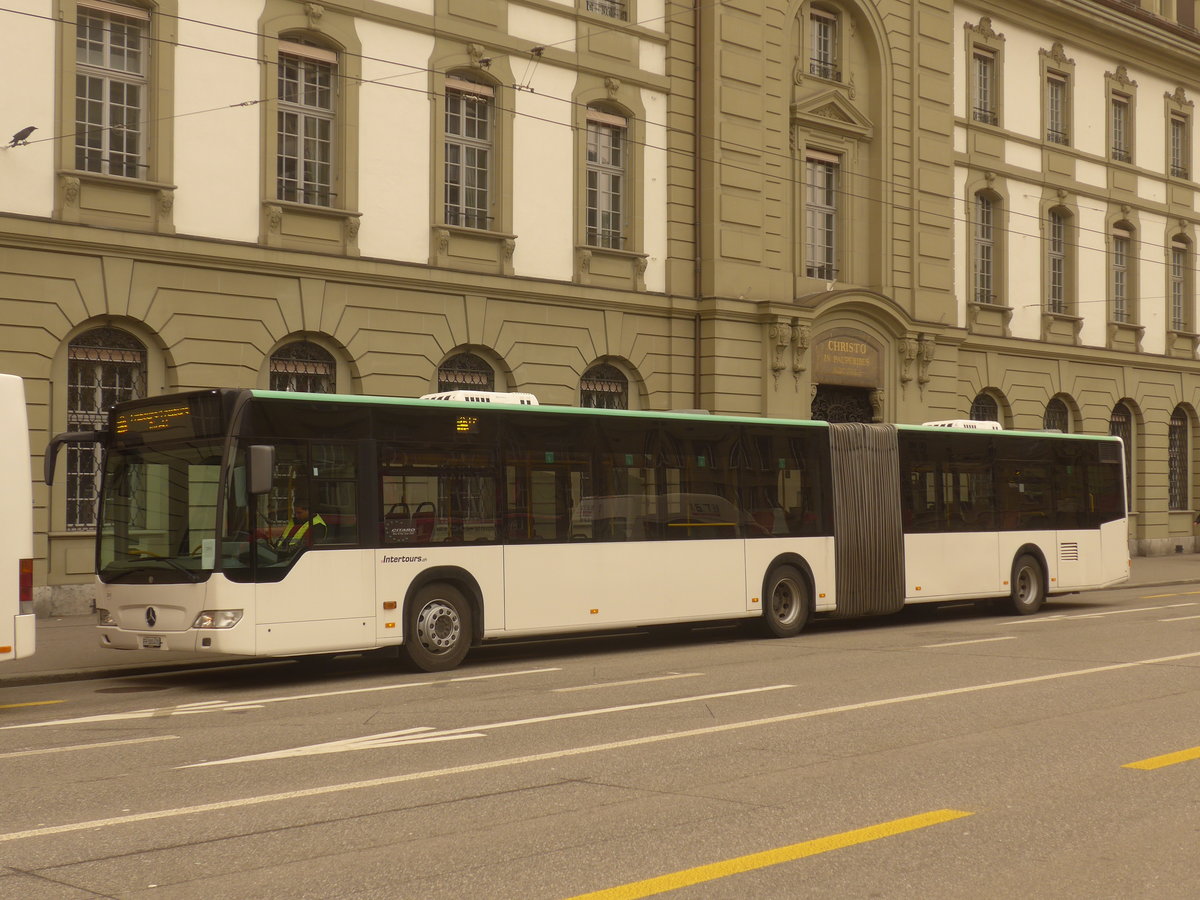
[18,558,32,611]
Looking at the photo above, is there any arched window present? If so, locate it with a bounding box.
[438,352,495,392]
[270,341,335,393]
[1044,397,1070,433]
[970,392,999,422]
[67,327,147,530]
[1169,406,1189,511]
[580,363,628,409]
[1110,401,1133,506]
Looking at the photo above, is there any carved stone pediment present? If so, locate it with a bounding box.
[791,90,873,140]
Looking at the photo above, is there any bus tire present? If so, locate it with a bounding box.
[761,565,809,638]
[403,583,473,672]
[1006,554,1045,615]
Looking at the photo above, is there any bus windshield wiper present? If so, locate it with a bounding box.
[125,548,201,583]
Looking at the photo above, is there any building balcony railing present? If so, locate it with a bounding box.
[972,107,998,125]
[1111,147,1132,162]
[1046,129,1069,145]
[808,60,841,81]
[585,0,626,20]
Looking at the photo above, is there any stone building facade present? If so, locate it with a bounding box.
[1,0,1198,613]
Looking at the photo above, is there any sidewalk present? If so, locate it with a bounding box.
[4,553,1200,687]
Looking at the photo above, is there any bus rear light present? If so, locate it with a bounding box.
[96,608,116,626]
[193,609,243,629]
[18,558,32,609]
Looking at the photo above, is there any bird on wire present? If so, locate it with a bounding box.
[8,126,37,147]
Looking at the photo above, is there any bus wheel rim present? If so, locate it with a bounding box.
[772,580,799,625]
[416,600,460,653]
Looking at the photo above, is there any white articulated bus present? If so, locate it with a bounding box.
[1,374,35,662]
[44,389,1129,671]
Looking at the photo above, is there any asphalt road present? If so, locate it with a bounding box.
[2,584,1199,899]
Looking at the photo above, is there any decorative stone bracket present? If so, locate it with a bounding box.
[767,319,810,389]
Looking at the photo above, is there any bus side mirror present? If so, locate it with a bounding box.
[44,431,105,485]
[248,445,275,495]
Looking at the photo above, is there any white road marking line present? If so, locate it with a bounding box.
[1160,615,1200,622]
[0,735,179,760]
[1004,603,1196,626]
[922,636,1017,649]
[0,667,561,731]
[185,684,795,766]
[552,673,704,693]
[1140,591,1200,599]
[6,649,1200,844]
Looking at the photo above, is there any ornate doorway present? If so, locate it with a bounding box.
[811,384,873,423]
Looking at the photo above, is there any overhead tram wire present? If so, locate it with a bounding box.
[0,3,1192,269]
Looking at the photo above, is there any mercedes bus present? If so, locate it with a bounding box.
[1,374,35,663]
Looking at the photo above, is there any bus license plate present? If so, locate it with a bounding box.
[141,636,163,649]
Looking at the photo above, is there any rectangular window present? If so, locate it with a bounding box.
[444,78,493,230]
[809,11,839,81]
[74,4,148,177]
[805,155,838,280]
[1048,210,1066,314]
[1171,115,1190,179]
[974,194,994,303]
[972,52,997,125]
[1111,95,1131,161]
[1046,75,1068,145]
[586,112,625,249]
[1112,231,1131,323]
[276,46,336,206]
[1171,242,1188,332]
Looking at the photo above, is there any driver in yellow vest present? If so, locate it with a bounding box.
[278,499,327,549]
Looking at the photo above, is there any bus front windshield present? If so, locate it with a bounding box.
[99,442,225,583]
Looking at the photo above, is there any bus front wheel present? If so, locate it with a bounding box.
[1006,555,1045,615]
[403,583,473,672]
[761,565,809,638]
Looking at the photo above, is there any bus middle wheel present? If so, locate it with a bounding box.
[404,583,473,672]
[1006,554,1045,615]
[761,565,810,638]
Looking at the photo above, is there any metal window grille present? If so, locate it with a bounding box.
[586,118,625,249]
[1110,402,1133,505]
[805,158,838,280]
[1043,398,1070,433]
[277,51,335,206]
[580,363,628,410]
[1169,409,1188,510]
[437,353,495,393]
[972,53,997,124]
[1111,97,1130,161]
[585,0,626,20]
[75,6,147,177]
[970,393,999,422]
[445,86,492,230]
[809,12,840,81]
[1171,244,1188,332]
[1171,116,1189,178]
[270,341,335,393]
[66,328,147,530]
[1112,234,1130,323]
[974,194,995,303]
[1046,76,1068,144]
[1048,210,1066,313]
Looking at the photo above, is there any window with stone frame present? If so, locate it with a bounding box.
[444,76,494,230]
[66,327,147,530]
[270,341,336,393]
[1046,73,1069,145]
[973,193,997,304]
[1110,92,1132,162]
[1111,225,1135,324]
[1169,406,1189,511]
[972,50,998,125]
[805,153,839,280]
[585,109,626,250]
[1170,238,1191,333]
[1047,208,1069,314]
[1170,113,1190,179]
[75,3,149,177]
[276,41,337,206]
[809,8,840,81]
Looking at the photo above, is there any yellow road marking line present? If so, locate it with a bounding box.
[0,700,65,711]
[1124,746,1200,771]
[565,809,974,900]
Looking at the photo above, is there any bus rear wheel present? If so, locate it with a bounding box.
[403,583,473,672]
[1006,554,1045,615]
[761,565,809,638]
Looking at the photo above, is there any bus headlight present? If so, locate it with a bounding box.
[193,610,243,629]
[96,608,116,626]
